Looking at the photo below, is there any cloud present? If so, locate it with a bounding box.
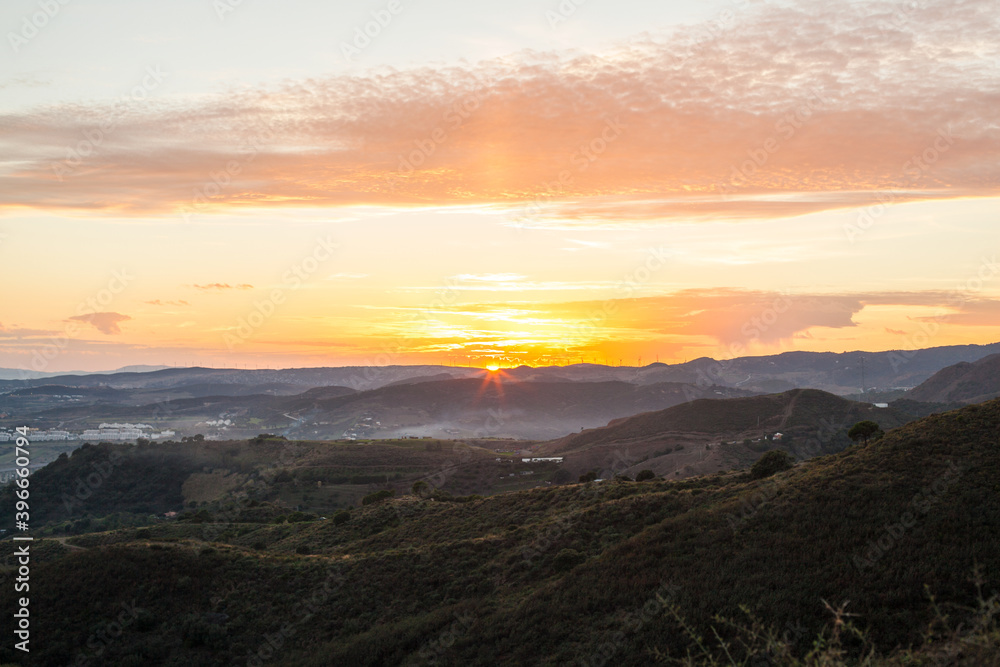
[0,323,59,338]
[0,0,997,221]
[884,327,907,335]
[534,288,1000,346]
[69,312,132,335]
[145,299,190,306]
[191,284,253,291]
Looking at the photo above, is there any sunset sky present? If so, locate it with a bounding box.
[1,0,998,372]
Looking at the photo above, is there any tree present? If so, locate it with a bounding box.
[750,450,794,480]
[848,420,884,445]
[411,480,430,498]
[578,471,598,483]
[635,469,656,482]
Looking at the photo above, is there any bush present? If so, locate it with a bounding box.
[333,510,351,525]
[362,489,394,506]
[750,450,795,480]
[578,471,598,483]
[553,548,585,572]
[635,470,656,482]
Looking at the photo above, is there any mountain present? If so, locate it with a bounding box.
[21,379,755,441]
[905,353,1000,404]
[535,388,914,479]
[3,400,998,665]
[2,341,998,395]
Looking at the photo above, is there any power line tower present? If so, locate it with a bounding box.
[860,356,866,401]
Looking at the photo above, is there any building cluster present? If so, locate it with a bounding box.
[0,424,175,443]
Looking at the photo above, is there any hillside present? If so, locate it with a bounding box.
[906,353,1000,404]
[10,378,754,441]
[535,389,914,480]
[2,400,998,665]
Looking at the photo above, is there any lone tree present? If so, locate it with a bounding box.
[750,450,795,480]
[848,420,884,445]
[411,480,430,498]
[635,469,656,482]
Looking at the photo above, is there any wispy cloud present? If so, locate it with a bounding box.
[190,283,253,291]
[0,0,996,221]
[145,299,190,306]
[68,312,132,335]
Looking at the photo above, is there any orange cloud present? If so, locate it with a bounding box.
[68,312,131,335]
[146,299,191,306]
[0,0,996,220]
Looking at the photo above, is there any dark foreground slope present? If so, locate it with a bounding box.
[2,400,999,665]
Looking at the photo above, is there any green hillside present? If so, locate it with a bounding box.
[1,400,998,665]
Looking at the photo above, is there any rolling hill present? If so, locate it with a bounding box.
[905,352,1000,404]
[15,378,755,441]
[534,388,914,480]
[2,399,998,665]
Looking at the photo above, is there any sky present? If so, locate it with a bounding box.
[1,0,998,372]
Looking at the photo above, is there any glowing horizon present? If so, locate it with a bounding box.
[1,0,998,373]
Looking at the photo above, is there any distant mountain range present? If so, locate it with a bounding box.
[3,342,999,441]
[3,341,997,393]
[8,379,754,441]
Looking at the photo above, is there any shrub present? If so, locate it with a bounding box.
[333,510,351,525]
[362,489,394,506]
[750,450,795,480]
[553,548,585,572]
[635,470,656,482]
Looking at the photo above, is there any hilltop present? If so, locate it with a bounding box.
[906,353,1000,405]
[536,388,914,480]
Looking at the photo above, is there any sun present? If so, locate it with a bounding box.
[486,364,500,372]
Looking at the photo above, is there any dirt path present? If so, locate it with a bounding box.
[52,536,87,552]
